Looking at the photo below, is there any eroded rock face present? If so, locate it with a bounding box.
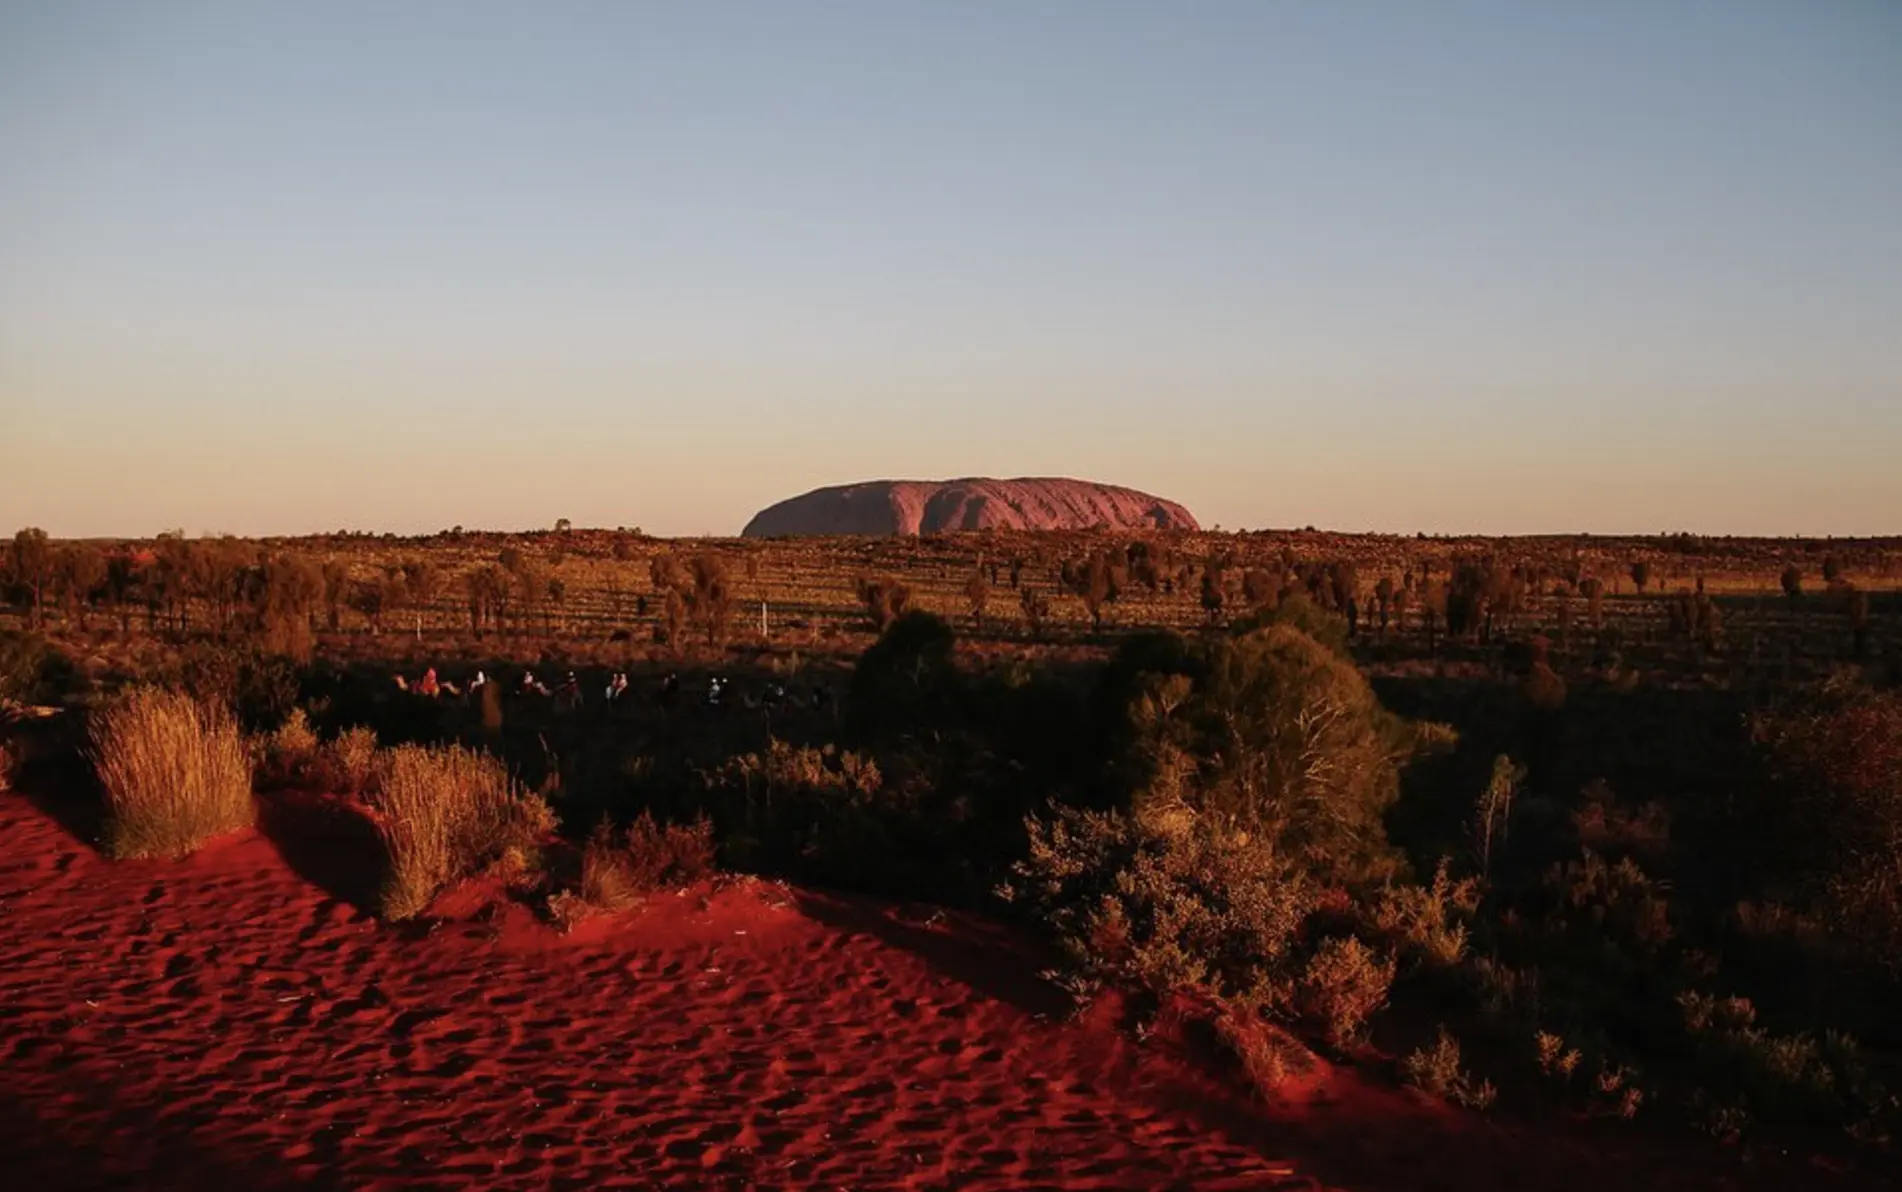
[741,478,1199,537]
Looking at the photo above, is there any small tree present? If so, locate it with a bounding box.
[8,528,54,628]
[1200,566,1227,625]
[1242,568,1278,611]
[1630,560,1651,594]
[321,561,349,631]
[687,553,733,645]
[1473,755,1526,878]
[1019,584,1048,638]
[964,572,989,631]
[57,545,109,630]
[857,576,912,634]
[1845,585,1870,658]
[1781,565,1803,609]
[1579,576,1604,628]
[1079,552,1120,632]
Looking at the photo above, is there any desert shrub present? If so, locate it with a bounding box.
[1369,860,1479,968]
[1571,780,1670,863]
[1749,680,1902,972]
[1104,624,1417,881]
[1534,1030,1583,1083]
[329,725,379,794]
[368,744,556,919]
[168,642,301,731]
[1230,592,1349,658]
[685,553,733,644]
[0,628,73,706]
[712,738,933,891]
[1295,935,1396,1047]
[1018,583,1050,635]
[1000,806,1315,1005]
[1401,1026,1497,1109]
[844,610,962,742]
[271,706,320,759]
[1523,660,1567,711]
[550,813,714,929]
[1209,1001,1320,1097]
[1545,850,1674,952]
[254,707,326,789]
[856,575,912,633]
[621,808,716,890]
[1673,991,1870,1131]
[963,571,989,628]
[89,688,254,859]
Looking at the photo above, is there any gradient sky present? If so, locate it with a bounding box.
[3,1,1899,538]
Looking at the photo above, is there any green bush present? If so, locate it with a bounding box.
[1000,806,1315,1005]
[1104,624,1421,881]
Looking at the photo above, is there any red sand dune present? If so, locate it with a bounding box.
[741,477,1200,537]
[0,793,1878,1191]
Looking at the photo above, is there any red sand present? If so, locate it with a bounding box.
[0,793,1880,1191]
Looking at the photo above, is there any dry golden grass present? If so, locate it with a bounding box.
[368,744,555,919]
[329,725,379,795]
[550,812,717,930]
[89,687,253,859]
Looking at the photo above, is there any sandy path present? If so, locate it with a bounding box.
[0,793,1878,1191]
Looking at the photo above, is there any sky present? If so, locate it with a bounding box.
[2,1,1899,539]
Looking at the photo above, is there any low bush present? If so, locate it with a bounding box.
[168,643,302,732]
[1210,1001,1317,1097]
[622,808,716,890]
[1400,1026,1497,1109]
[1368,860,1478,968]
[551,812,717,930]
[1102,623,1427,883]
[89,688,253,858]
[1750,680,1902,973]
[329,725,379,795]
[254,707,323,789]
[1295,935,1396,1047]
[368,744,555,919]
[0,629,72,707]
[1000,806,1315,1005]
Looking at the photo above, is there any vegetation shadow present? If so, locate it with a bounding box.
[790,889,1070,1019]
[3,712,106,851]
[256,791,384,915]
[0,1083,334,1191]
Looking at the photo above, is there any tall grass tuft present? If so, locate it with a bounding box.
[329,725,379,795]
[550,813,717,930]
[90,687,254,859]
[369,744,554,920]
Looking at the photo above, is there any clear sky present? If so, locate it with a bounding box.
[3,1,1898,539]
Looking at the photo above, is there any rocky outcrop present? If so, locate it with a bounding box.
[741,478,1199,537]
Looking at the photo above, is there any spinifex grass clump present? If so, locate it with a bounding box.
[368,744,554,920]
[549,813,717,930]
[89,687,254,859]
